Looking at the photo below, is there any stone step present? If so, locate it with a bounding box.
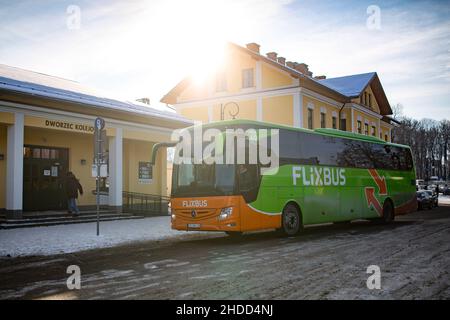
[0,212,129,224]
[0,215,144,229]
[19,210,116,219]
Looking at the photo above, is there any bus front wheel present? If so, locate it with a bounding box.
[281,203,302,236]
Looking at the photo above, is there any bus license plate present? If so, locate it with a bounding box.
[188,223,201,228]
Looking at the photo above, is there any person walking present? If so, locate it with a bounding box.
[66,171,83,216]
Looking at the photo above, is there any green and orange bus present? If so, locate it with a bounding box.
[168,120,417,236]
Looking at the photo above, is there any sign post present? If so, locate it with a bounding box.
[94,117,105,236]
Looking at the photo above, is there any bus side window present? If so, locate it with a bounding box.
[238,164,260,203]
[391,152,401,170]
[405,149,414,170]
[279,131,301,165]
[238,165,258,191]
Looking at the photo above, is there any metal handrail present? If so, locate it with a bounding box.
[122,191,170,216]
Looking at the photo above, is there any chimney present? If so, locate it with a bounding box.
[286,61,295,69]
[266,52,278,61]
[137,97,150,105]
[246,42,260,54]
[315,75,326,80]
[277,57,286,65]
[294,63,309,75]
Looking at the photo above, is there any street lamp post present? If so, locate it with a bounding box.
[220,102,239,120]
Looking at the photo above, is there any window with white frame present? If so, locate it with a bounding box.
[242,68,254,88]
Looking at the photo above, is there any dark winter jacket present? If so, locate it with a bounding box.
[66,176,83,199]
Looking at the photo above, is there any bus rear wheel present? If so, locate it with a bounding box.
[381,200,395,224]
[282,204,302,236]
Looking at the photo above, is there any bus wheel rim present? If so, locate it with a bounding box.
[284,210,298,232]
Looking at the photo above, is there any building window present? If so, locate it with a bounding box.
[340,118,347,131]
[385,134,388,142]
[32,148,41,159]
[364,123,369,135]
[41,148,50,159]
[357,120,362,134]
[320,112,326,128]
[371,126,376,136]
[242,68,254,88]
[308,109,314,129]
[332,116,337,129]
[368,94,372,108]
[364,92,368,106]
[23,147,32,158]
[360,95,364,105]
[216,72,227,92]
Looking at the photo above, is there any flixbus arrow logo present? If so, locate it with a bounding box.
[368,169,387,195]
[365,169,387,217]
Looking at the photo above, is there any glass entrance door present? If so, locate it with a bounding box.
[23,145,69,211]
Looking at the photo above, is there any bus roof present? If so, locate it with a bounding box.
[188,119,410,149]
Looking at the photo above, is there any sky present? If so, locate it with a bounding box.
[0,0,449,120]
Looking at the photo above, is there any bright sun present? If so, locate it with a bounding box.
[141,0,248,85]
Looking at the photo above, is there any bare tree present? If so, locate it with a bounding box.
[393,116,450,181]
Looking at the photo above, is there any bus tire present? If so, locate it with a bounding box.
[226,231,243,238]
[381,199,395,224]
[281,203,302,236]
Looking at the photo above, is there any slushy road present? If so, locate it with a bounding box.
[1,205,449,299]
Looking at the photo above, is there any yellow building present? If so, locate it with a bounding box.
[161,42,396,142]
[0,64,191,219]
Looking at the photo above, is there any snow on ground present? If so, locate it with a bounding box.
[0,217,210,258]
[439,195,450,205]
[2,196,450,258]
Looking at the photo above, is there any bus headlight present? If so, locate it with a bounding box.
[218,207,233,220]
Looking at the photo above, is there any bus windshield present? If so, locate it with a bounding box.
[172,164,236,197]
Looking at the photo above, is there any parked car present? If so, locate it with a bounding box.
[424,190,438,207]
[417,191,433,210]
[429,176,439,183]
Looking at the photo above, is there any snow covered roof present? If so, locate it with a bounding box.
[317,72,376,98]
[0,64,192,125]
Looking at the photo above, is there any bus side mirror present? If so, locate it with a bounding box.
[150,142,177,165]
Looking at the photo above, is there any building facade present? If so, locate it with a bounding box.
[161,42,396,141]
[0,64,191,218]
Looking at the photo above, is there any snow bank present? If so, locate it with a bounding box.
[0,217,205,258]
